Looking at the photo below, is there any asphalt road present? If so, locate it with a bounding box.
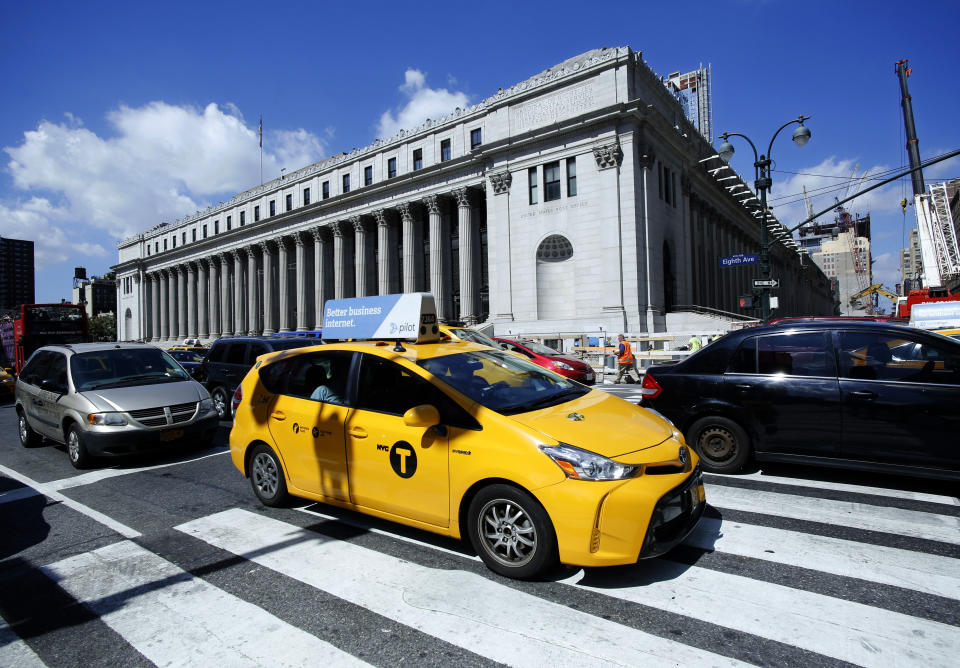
[1,390,958,667]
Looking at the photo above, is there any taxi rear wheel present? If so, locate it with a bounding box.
[688,416,751,473]
[249,444,289,507]
[468,484,558,580]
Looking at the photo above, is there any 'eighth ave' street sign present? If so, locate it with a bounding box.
[720,254,758,267]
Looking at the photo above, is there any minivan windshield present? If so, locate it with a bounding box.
[419,350,589,415]
[71,348,190,391]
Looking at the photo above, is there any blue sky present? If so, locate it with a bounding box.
[2,0,958,311]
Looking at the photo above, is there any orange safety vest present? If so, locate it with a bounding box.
[618,340,634,363]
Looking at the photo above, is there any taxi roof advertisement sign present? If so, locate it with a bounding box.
[909,301,960,330]
[322,293,440,343]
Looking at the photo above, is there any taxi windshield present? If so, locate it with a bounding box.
[419,350,589,415]
[450,328,501,349]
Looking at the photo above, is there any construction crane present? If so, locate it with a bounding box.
[848,283,899,310]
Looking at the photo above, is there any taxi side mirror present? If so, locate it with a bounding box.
[403,404,440,428]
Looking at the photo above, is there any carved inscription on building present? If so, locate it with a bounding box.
[510,84,594,133]
[517,200,590,220]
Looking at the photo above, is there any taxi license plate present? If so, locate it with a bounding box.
[160,429,184,442]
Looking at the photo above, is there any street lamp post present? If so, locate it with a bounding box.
[718,116,811,323]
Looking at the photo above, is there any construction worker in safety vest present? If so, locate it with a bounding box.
[614,334,639,384]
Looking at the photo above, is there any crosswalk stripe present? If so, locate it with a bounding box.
[561,559,960,668]
[706,483,960,544]
[41,540,370,667]
[177,508,750,668]
[707,471,959,506]
[0,622,46,668]
[684,516,960,601]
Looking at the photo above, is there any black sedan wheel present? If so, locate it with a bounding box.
[249,444,289,507]
[688,416,751,473]
[467,484,557,580]
[211,387,230,420]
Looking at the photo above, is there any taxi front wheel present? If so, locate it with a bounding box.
[249,444,289,507]
[467,484,558,580]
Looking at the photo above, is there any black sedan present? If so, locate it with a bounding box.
[169,349,206,380]
[639,320,960,480]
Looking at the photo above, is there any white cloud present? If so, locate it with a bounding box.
[3,102,327,270]
[377,68,470,140]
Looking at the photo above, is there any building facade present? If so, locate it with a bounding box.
[900,228,923,294]
[114,47,834,343]
[0,236,35,312]
[73,273,117,319]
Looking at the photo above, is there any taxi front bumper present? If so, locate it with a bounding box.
[535,465,705,567]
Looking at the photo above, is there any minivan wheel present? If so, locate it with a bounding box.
[67,424,93,469]
[688,416,751,473]
[211,387,230,420]
[467,484,558,580]
[18,410,39,447]
[249,444,289,507]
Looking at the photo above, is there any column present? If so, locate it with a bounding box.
[197,261,208,340]
[399,202,417,293]
[313,227,328,328]
[352,216,369,297]
[232,249,245,337]
[261,241,275,334]
[333,223,347,299]
[175,266,186,341]
[375,209,392,295]
[278,237,291,332]
[295,234,308,331]
[207,257,219,339]
[424,194,446,320]
[217,254,230,337]
[151,273,161,342]
[168,269,178,341]
[159,270,169,341]
[247,246,259,335]
[454,188,476,324]
[187,263,198,339]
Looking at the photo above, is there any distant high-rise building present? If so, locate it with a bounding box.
[900,228,923,293]
[72,271,117,319]
[0,236,35,311]
[798,211,872,314]
[664,65,713,143]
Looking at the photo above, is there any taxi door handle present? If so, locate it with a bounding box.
[348,427,367,439]
[270,411,286,421]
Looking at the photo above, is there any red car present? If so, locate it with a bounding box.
[493,338,595,385]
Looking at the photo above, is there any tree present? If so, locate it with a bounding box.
[89,313,117,342]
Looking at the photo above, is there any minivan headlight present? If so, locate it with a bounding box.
[87,412,128,426]
[199,398,213,413]
[539,443,640,481]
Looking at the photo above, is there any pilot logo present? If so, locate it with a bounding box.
[389,322,398,335]
[389,441,417,478]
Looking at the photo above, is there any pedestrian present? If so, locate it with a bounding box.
[688,334,703,352]
[614,334,639,384]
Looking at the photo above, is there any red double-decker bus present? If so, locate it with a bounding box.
[1,304,89,374]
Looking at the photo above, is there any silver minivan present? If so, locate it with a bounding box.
[15,342,219,468]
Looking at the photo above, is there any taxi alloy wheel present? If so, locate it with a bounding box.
[688,416,751,474]
[249,444,289,507]
[18,410,39,448]
[67,424,92,470]
[468,484,558,580]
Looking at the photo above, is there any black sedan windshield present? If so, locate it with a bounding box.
[419,350,589,415]
[71,348,190,391]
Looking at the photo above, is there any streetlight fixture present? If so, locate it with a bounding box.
[718,115,811,323]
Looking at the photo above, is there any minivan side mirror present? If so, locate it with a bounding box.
[403,404,440,429]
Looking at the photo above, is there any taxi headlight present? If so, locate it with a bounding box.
[199,398,213,413]
[552,361,574,371]
[87,412,128,426]
[539,443,640,481]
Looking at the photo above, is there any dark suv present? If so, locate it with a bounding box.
[202,336,318,419]
[640,321,960,480]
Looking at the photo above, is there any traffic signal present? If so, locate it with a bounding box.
[739,294,758,309]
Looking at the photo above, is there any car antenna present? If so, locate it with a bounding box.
[393,339,406,352]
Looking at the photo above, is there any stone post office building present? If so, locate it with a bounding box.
[113,46,834,343]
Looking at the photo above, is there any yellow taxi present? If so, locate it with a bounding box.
[229,294,704,579]
[0,367,15,398]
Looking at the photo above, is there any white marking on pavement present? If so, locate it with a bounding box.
[714,470,960,506]
[706,483,960,544]
[177,508,748,668]
[685,516,960,600]
[42,540,369,668]
[0,621,47,667]
[562,560,960,668]
[46,449,230,492]
[0,464,140,538]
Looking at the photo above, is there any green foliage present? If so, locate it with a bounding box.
[89,314,117,342]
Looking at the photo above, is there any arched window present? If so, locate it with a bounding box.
[536,235,573,263]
